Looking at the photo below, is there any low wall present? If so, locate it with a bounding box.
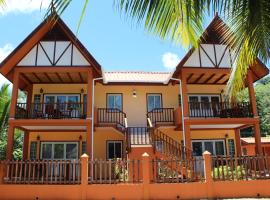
[0,180,270,200]
[1,152,270,200]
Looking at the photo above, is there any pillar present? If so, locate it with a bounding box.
[22,131,29,160]
[6,124,15,160]
[254,122,263,155]
[86,69,93,119]
[235,129,242,156]
[26,84,33,110]
[9,69,19,118]
[247,71,258,117]
[181,73,189,118]
[86,124,92,159]
[184,122,192,157]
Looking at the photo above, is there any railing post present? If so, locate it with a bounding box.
[142,152,150,200]
[81,154,89,185]
[203,151,215,199]
[203,151,213,183]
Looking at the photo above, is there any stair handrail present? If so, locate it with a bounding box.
[97,108,127,128]
[146,108,175,126]
[147,117,192,160]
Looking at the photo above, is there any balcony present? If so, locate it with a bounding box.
[15,103,86,119]
[188,101,253,118]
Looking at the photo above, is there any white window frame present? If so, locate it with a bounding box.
[191,139,226,156]
[40,142,79,160]
[106,141,123,160]
[107,94,122,110]
[188,94,220,102]
[147,94,162,112]
[43,94,80,116]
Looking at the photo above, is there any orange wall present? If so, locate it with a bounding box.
[28,128,125,160]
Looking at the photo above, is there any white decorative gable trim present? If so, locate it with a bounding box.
[18,41,90,66]
[184,44,236,68]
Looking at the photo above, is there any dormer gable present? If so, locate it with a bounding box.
[172,15,268,83]
[0,15,101,82]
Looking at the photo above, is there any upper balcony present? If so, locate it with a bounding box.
[15,102,86,119]
[15,101,253,121]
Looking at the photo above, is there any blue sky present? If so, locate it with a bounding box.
[0,0,213,86]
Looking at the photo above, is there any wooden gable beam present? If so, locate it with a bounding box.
[78,72,84,82]
[221,78,229,84]
[213,74,226,84]
[67,72,74,83]
[203,74,216,84]
[56,72,64,83]
[193,73,205,84]
[187,73,194,83]
[44,73,53,82]
[32,73,42,83]
[20,74,32,85]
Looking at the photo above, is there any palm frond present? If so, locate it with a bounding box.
[115,0,206,48]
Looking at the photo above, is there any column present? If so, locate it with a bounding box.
[234,129,242,156]
[254,122,263,155]
[181,72,189,118]
[22,131,29,160]
[9,69,19,118]
[86,124,92,159]
[184,122,192,157]
[86,69,93,160]
[86,69,93,119]
[247,71,258,117]
[6,124,15,160]
[26,84,33,110]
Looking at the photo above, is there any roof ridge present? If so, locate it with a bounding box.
[104,71,172,74]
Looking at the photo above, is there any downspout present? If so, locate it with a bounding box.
[168,78,186,146]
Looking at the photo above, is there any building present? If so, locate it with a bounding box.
[241,137,270,155]
[0,13,268,174]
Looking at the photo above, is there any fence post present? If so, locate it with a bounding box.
[142,152,150,200]
[81,154,89,185]
[203,151,214,199]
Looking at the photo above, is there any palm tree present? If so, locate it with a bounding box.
[0,83,10,132]
[0,84,24,160]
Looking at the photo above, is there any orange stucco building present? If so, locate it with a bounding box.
[0,14,268,163]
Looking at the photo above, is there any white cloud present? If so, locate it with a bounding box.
[162,52,180,70]
[0,44,13,85]
[0,43,13,62]
[0,0,50,15]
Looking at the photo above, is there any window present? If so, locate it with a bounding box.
[192,140,225,156]
[188,95,220,117]
[147,94,162,112]
[107,141,122,160]
[44,94,80,117]
[228,139,235,156]
[34,94,41,110]
[40,142,78,160]
[107,94,122,111]
[30,142,37,160]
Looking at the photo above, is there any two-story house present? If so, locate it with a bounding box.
[0,14,268,164]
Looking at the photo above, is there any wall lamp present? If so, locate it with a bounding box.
[40,88,44,94]
[132,89,137,98]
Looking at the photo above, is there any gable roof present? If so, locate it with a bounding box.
[172,15,269,82]
[103,71,172,84]
[0,14,102,80]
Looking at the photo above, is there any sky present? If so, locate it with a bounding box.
[0,0,214,87]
